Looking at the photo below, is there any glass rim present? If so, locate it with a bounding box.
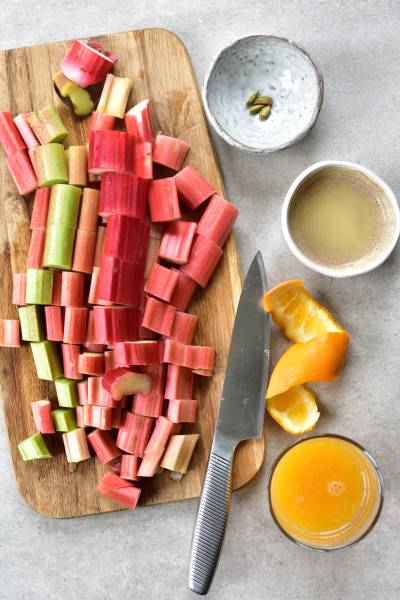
[268,433,384,552]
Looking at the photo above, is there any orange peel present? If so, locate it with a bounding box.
[266,385,320,434]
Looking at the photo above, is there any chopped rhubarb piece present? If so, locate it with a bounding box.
[78,379,89,405]
[97,254,144,306]
[88,111,115,133]
[62,428,91,463]
[88,266,101,304]
[55,377,79,407]
[116,412,153,456]
[31,399,55,434]
[175,165,216,210]
[61,344,82,380]
[18,433,52,461]
[68,145,87,187]
[88,129,135,174]
[72,228,97,273]
[160,434,199,473]
[51,271,62,305]
[180,234,223,288]
[60,271,85,307]
[141,364,166,394]
[54,71,94,116]
[104,215,149,264]
[76,405,84,427]
[153,134,189,171]
[28,105,68,144]
[105,350,116,371]
[114,340,162,367]
[99,172,147,219]
[125,99,154,143]
[102,367,152,400]
[120,454,140,480]
[44,306,63,342]
[78,352,105,376]
[163,339,216,372]
[164,364,194,400]
[87,376,120,407]
[12,273,27,306]
[134,142,153,179]
[26,228,46,268]
[97,73,132,118]
[13,112,39,149]
[31,143,68,186]
[26,268,53,305]
[30,340,63,380]
[0,110,26,155]
[167,399,197,423]
[137,447,164,477]
[61,39,117,87]
[63,307,89,345]
[94,226,106,267]
[83,404,113,429]
[5,150,37,195]
[132,394,164,418]
[158,220,197,265]
[30,188,50,229]
[96,471,141,510]
[169,269,198,311]
[197,194,239,247]
[87,429,120,464]
[148,177,180,223]
[52,408,77,432]
[146,416,174,453]
[0,319,21,347]
[144,263,179,302]
[168,311,198,344]
[19,305,45,342]
[142,296,176,336]
[86,310,101,346]
[47,183,82,228]
[93,306,140,344]
[78,187,99,231]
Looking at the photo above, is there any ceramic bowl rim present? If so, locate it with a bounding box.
[202,34,324,154]
[282,160,400,278]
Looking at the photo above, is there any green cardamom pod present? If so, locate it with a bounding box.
[249,104,263,114]
[256,96,273,106]
[259,105,272,120]
[246,90,260,106]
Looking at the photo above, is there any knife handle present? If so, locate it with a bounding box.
[188,450,232,595]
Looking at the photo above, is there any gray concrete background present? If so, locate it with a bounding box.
[0,1,399,599]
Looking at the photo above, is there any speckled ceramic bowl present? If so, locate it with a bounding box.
[203,35,323,153]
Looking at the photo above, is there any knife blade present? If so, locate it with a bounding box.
[188,251,270,595]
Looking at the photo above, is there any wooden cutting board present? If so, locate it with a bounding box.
[0,28,265,518]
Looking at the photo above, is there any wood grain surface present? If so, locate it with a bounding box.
[0,28,265,518]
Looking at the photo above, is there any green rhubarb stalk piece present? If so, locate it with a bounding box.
[18,305,45,342]
[31,143,68,186]
[27,104,69,144]
[42,224,77,270]
[54,71,94,117]
[160,434,200,474]
[52,408,77,432]
[47,184,82,228]
[26,268,53,305]
[18,432,52,461]
[55,377,79,408]
[30,340,63,381]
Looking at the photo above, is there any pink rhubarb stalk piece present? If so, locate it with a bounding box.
[51,271,63,305]
[62,428,91,463]
[196,194,239,247]
[93,305,140,345]
[153,134,189,171]
[63,307,89,345]
[31,399,55,433]
[26,228,46,269]
[158,220,197,265]
[12,273,27,306]
[87,376,120,407]
[124,99,154,143]
[132,394,164,418]
[141,296,176,336]
[78,187,99,231]
[137,447,164,477]
[116,412,153,456]
[5,150,37,195]
[96,471,141,510]
[99,172,147,219]
[114,340,163,367]
[87,429,120,464]
[148,177,180,223]
[0,111,26,155]
[78,352,105,376]
[60,39,117,88]
[140,363,165,394]
[144,263,179,303]
[103,215,149,264]
[164,364,194,400]
[88,130,135,174]
[175,165,216,210]
[145,416,174,454]
[167,399,197,423]
[61,271,85,307]
[14,113,39,149]
[68,145,88,187]
[61,343,83,380]
[102,367,152,400]
[169,269,197,311]
[93,226,106,267]
[88,112,115,133]
[0,319,21,347]
[30,188,50,229]
[73,228,97,273]
[163,339,216,373]
[180,234,223,288]
[120,454,140,480]
[160,434,199,473]
[134,142,153,180]
[97,254,145,306]
[168,311,198,344]
[83,404,113,429]
[78,379,89,405]
[45,306,64,342]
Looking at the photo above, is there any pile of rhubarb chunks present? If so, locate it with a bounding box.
[0,39,239,510]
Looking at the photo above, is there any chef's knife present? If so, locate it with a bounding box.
[188,251,270,595]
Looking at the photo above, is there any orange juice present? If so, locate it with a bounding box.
[269,435,382,550]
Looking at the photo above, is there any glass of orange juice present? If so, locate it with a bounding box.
[268,434,383,550]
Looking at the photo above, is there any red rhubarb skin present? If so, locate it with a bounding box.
[167,399,197,423]
[26,228,46,269]
[119,454,140,480]
[88,112,115,133]
[88,130,135,174]
[76,405,85,427]
[167,311,198,344]
[87,429,121,464]
[84,405,113,430]
[104,215,150,264]
[5,150,37,195]
[0,320,21,347]
[132,394,164,418]
[144,263,179,303]
[180,234,223,288]
[30,187,50,229]
[78,352,105,376]
[158,220,197,265]
[73,228,97,274]
[153,134,189,171]
[164,364,194,400]
[141,296,177,337]
[13,113,39,150]
[45,306,64,342]
[99,172,147,219]
[124,100,154,143]
[87,376,120,407]
[77,380,89,405]
[61,271,85,307]
[146,416,174,453]
[61,343,83,380]
[0,111,26,155]
[31,399,55,434]
[139,363,166,394]
[169,269,197,311]
[148,177,181,223]
[175,165,216,210]
[114,340,163,367]
[93,306,140,344]
[134,142,153,180]
[63,307,89,345]
[12,273,27,306]
[51,272,63,306]
[96,472,141,510]
[104,350,116,371]
[97,254,145,306]
[196,194,239,247]
[61,40,117,88]
[163,339,216,372]
[116,412,153,456]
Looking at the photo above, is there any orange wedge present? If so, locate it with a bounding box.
[264,279,344,343]
[266,385,320,434]
[267,332,350,398]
